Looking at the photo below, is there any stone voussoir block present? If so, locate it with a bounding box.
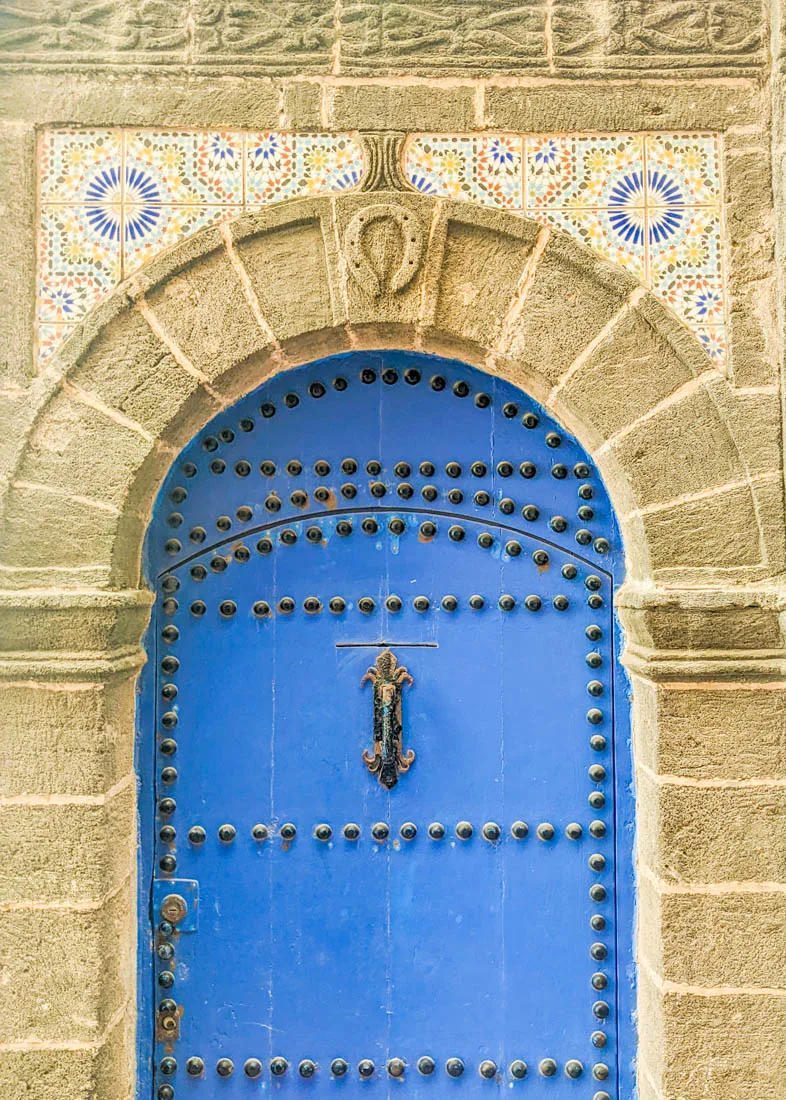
[0,589,153,657]
[0,783,135,905]
[0,877,134,1044]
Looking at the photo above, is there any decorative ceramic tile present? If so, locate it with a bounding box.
[125,131,244,205]
[246,133,364,204]
[38,205,121,322]
[526,134,645,209]
[645,134,721,207]
[538,207,646,279]
[39,129,123,204]
[37,324,74,370]
[695,326,727,366]
[123,206,236,276]
[405,135,522,209]
[649,206,724,323]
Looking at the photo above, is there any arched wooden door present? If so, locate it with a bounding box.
[139,352,633,1099]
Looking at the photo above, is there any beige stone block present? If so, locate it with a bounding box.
[0,784,135,904]
[0,123,36,384]
[505,231,635,385]
[645,971,786,1099]
[0,1004,133,1100]
[639,771,786,884]
[712,388,783,477]
[0,484,122,571]
[15,391,152,507]
[281,80,322,128]
[641,484,762,573]
[560,306,699,441]
[0,677,135,797]
[330,84,476,131]
[617,594,785,655]
[146,247,272,380]
[634,681,786,780]
[69,309,201,437]
[0,879,134,1043]
[751,474,786,576]
[233,214,335,340]
[0,590,152,656]
[611,385,744,511]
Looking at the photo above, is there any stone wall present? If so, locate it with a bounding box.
[0,4,785,1100]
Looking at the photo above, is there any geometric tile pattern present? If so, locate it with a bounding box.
[405,132,726,367]
[37,130,364,367]
[37,129,726,370]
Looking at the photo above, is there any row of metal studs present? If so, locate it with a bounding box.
[160,596,605,620]
[178,820,609,844]
[157,1054,611,1083]
[180,456,592,480]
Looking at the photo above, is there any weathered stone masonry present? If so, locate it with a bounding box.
[1,4,786,1100]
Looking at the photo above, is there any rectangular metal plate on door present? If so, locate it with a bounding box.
[152,878,199,933]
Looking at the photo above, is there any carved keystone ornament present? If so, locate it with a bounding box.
[344,203,424,299]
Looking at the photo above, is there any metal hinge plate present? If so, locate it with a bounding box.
[152,878,199,932]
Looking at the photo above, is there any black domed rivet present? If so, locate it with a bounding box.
[358,1059,375,1078]
[446,1058,464,1077]
[592,1030,607,1048]
[252,824,269,841]
[159,853,177,873]
[181,461,197,478]
[367,459,383,477]
[499,498,515,515]
[371,822,389,841]
[521,504,539,522]
[421,484,438,502]
[277,597,295,615]
[445,462,462,478]
[361,518,378,535]
[343,823,360,840]
[456,821,473,839]
[502,402,518,418]
[591,914,607,932]
[158,969,175,988]
[587,709,604,727]
[388,517,406,536]
[169,485,187,504]
[161,683,178,701]
[474,490,491,506]
[299,1059,316,1078]
[565,1060,583,1078]
[315,823,332,841]
[413,595,430,612]
[158,1086,174,1100]
[553,595,569,611]
[341,458,358,475]
[161,710,178,729]
[360,368,376,384]
[587,624,603,641]
[441,595,458,611]
[162,625,179,644]
[510,1060,528,1079]
[237,505,253,523]
[589,791,606,809]
[270,1057,288,1076]
[591,942,609,961]
[290,489,307,508]
[593,1063,610,1081]
[386,594,403,612]
[341,483,357,499]
[218,824,236,843]
[160,766,177,785]
[188,595,204,613]
[190,565,207,581]
[398,483,415,500]
[594,1093,612,1100]
[158,797,176,815]
[336,520,353,538]
[575,462,592,477]
[471,461,487,477]
[419,461,436,476]
[234,546,250,563]
[453,380,470,398]
[578,505,595,521]
[306,526,322,543]
[588,593,604,609]
[400,822,417,840]
[532,550,549,567]
[539,1058,557,1077]
[590,819,607,838]
[479,1060,497,1079]
[404,367,421,385]
[469,594,485,609]
[209,458,226,474]
[280,823,297,841]
[162,597,179,616]
[566,822,582,839]
[506,540,522,557]
[482,822,501,842]
[586,574,603,591]
[447,487,463,504]
[589,853,606,872]
[550,515,568,532]
[594,1001,610,1019]
[590,734,607,752]
[358,596,375,614]
[551,463,568,479]
[253,601,271,618]
[329,596,346,614]
[562,563,578,579]
[189,526,206,545]
[497,461,513,477]
[286,459,303,476]
[186,1056,205,1076]
[160,738,177,757]
[499,594,515,611]
[331,1058,349,1077]
[537,822,555,841]
[594,537,610,554]
[588,680,604,697]
[160,656,179,674]
[280,528,297,546]
[448,525,465,541]
[216,1058,234,1077]
[589,763,607,782]
[592,970,608,988]
[161,574,179,592]
[308,381,326,399]
[524,595,542,611]
[522,411,539,428]
[428,822,445,839]
[478,532,494,548]
[545,431,561,447]
[519,461,536,478]
[511,820,528,839]
[388,1058,405,1077]
[244,1058,263,1078]
[303,597,322,614]
[256,538,273,556]
[475,392,491,408]
[160,1057,177,1076]
[418,1056,436,1075]
[370,481,386,497]
[430,375,446,391]
[188,825,206,845]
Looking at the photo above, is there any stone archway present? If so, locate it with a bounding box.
[1,191,784,1100]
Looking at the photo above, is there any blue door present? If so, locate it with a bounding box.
[140,352,633,1100]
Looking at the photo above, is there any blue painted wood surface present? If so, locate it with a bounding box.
[138,352,635,1098]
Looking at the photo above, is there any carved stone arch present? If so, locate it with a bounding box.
[1,190,784,1100]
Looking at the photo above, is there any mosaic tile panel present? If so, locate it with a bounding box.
[37,130,365,368]
[405,132,727,366]
[37,129,727,370]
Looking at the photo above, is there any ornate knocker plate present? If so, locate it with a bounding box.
[362,649,415,789]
